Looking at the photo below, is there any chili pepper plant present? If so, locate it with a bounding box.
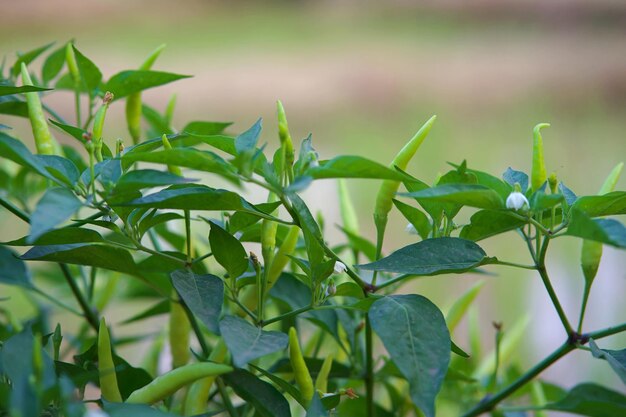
[1,42,625,417]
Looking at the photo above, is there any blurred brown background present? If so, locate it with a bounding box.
[1,0,625,395]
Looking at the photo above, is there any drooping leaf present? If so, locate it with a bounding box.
[49,119,87,143]
[369,295,450,417]
[28,187,83,243]
[572,192,626,217]
[402,184,504,210]
[460,210,526,241]
[543,383,626,417]
[0,85,52,96]
[288,193,324,266]
[11,42,54,78]
[219,315,288,368]
[105,70,191,100]
[112,169,195,194]
[565,209,626,248]
[589,339,626,385]
[0,246,31,288]
[223,369,291,417]
[358,237,493,276]
[208,221,249,279]
[171,269,223,334]
[393,199,431,239]
[306,156,411,181]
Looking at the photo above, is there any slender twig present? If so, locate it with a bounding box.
[192,252,212,264]
[0,196,30,222]
[31,287,82,316]
[536,238,573,335]
[365,316,375,417]
[260,305,313,327]
[216,378,237,417]
[492,260,537,270]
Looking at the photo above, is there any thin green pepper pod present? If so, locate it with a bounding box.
[374,115,436,257]
[20,63,60,155]
[548,172,558,194]
[277,100,295,182]
[531,123,550,191]
[170,290,191,369]
[314,353,334,393]
[93,91,114,162]
[182,340,227,416]
[65,42,80,84]
[161,134,183,176]
[288,327,314,404]
[267,225,299,289]
[98,317,123,402]
[338,179,359,235]
[125,362,233,404]
[126,44,166,143]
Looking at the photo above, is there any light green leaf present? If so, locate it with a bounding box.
[566,209,626,248]
[572,192,626,217]
[0,85,52,96]
[105,70,191,100]
[306,156,411,181]
[113,169,194,194]
[402,184,504,210]
[182,120,232,136]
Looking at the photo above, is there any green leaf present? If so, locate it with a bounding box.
[306,393,329,417]
[72,45,102,95]
[530,191,563,212]
[209,221,249,279]
[170,269,223,334]
[121,185,274,219]
[337,226,376,261]
[103,402,177,417]
[228,201,282,233]
[393,199,431,239]
[105,70,191,100]
[446,280,485,333]
[460,210,526,241]
[449,162,512,199]
[358,237,492,276]
[223,369,291,417]
[142,104,173,136]
[11,42,54,78]
[288,193,324,266]
[566,209,626,248]
[122,149,237,181]
[306,156,411,180]
[249,364,305,408]
[589,339,626,385]
[219,315,288,368]
[21,243,139,275]
[41,44,66,84]
[369,295,450,417]
[182,120,232,135]
[0,246,31,288]
[0,85,52,96]
[402,184,504,210]
[28,187,82,243]
[503,167,529,193]
[572,192,626,217]
[544,383,626,417]
[49,119,87,143]
[113,169,194,194]
[0,132,56,181]
[37,155,80,187]
[235,118,262,155]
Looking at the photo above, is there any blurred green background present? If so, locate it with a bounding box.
[1,0,625,394]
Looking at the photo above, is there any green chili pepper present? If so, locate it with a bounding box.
[314,353,334,393]
[126,44,166,144]
[183,340,228,416]
[531,123,550,191]
[165,94,177,127]
[126,362,233,404]
[93,91,114,162]
[289,327,314,404]
[142,330,165,378]
[548,172,558,194]
[338,179,359,235]
[20,63,60,155]
[277,100,295,183]
[161,134,183,176]
[98,317,123,402]
[65,42,80,84]
[267,225,299,289]
[373,115,436,262]
[579,162,623,331]
[170,290,191,369]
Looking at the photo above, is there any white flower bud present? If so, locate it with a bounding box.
[506,191,529,211]
[333,261,347,274]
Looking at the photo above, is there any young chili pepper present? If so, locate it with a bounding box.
[161,134,183,176]
[315,353,334,393]
[93,91,114,162]
[20,63,61,155]
[182,340,228,416]
[170,290,191,369]
[531,123,550,191]
[98,317,122,402]
[289,327,314,404]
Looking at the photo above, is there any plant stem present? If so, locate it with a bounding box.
[31,287,82,316]
[365,315,375,417]
[192,251,212,264]
[182,300,210,358]
[577,283,592,333]
[492,260,537,270]
[260,305,313,327]
[184,210,192,263]
[587,321,626,339]
[0,196,30,222]
[59,263,99,330]
[216,378,237,417]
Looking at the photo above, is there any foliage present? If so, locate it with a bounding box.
[0,42,625,417]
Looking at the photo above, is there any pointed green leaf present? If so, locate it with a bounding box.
[41,45,66,84]
[208,221,248,279]
[544,383,626,417]
[171,269,223,334]
[0,85,52,96]
[0,132,56,180]
[460,209,526,241]
[306,156,411,180]
[113,169,194,194]
[446,280,485,332]
[223,369,291,417]
[402,184,504,210]
[566,209,626,248]
[572,192,626,217]
[393,199,431,239]
[105,70,191,100]
[235,118,262,155]
[28,187,82,243]
[589,339,626,385]
[11,42,54,77]
[182,120,232,136]
[369,295,450,417]
[49,119,87,143]
[503,167,529,193]
[358,237,492,276]
[72,45,102,95]
[0,247,32,288]
[219,315,288,368]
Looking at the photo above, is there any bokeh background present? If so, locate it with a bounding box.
[2,0,625,401]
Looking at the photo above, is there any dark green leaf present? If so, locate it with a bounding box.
[289,193,324,266]
[41,44,66,84]
[182,120,232,135]
[105,70,191,100]
[306,156,411,181]
[223,369,291,417]
[589,339,626,385]
[0,132,56,180]
[0,85,52,96]
[21,243,139,275]
[249,364,305,408]
[2,228,105,246]
[228,201,282,233]
[393,199,431,239]
[11,42,54,78]
[358,237,492,276]
[460,210,526,241]
[209,221,249,279]
[37,154,80,187]
[219,315,288,368]
[565,209,626,248]
[369,295,450,417]
[171,269,223,334]
[572,192,626,217]
[503,167,529,193]
[0,246,31,288]
[559,182,578,207]
[449,162,512,199]
[544,383,626,417]
[337,226,376,261]
[28,187,82,243]
[113,169,194,194]
[103,401,178,417]
[402,184,504,210]
[530,191,563,211]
